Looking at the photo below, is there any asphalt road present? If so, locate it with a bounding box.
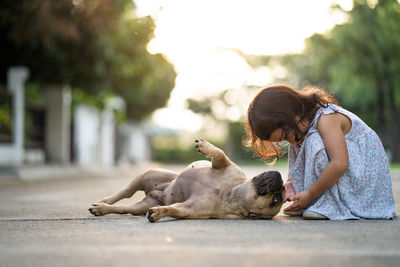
[1,164,399,267]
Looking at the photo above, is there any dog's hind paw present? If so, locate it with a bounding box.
[88,203,110,216]
[147,209,155,222]
[146,207,162,223]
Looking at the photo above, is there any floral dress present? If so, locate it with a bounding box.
[288,104,396,220]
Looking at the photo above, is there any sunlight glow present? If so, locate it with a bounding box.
[152,107,203,131]
[135,0,353,131]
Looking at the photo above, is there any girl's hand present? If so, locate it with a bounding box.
[284,190,314,212]
[283,181,296,203]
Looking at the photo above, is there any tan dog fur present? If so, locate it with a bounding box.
[89,140,285,222]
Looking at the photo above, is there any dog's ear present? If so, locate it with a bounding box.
[252,171,282,196]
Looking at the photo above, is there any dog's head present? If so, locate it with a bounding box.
[243,171,285,219]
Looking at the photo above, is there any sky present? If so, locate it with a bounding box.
[134,0,353,131]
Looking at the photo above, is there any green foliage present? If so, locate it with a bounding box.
[186,89,246,122]
[245,0,400,161]
[305,0,400,161]
[71,88,108,112]
[0,0,122,90]
[0,0,176,121]
[150,129,287,166]
[225,121,257,162]
[0,85,12,141]
[151,136,223,164]
[25,83,44,107]
[71,88,128,124]
[187,98,213,117]
[391,163,400,170]
[101,13,177,121]
[24,83,45,148]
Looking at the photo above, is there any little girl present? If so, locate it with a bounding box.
[246,84,396,220]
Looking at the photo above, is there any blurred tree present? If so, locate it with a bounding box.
[0,0,122,91]
[105,15,176,120]
[187,90,258,162]
[242,0,400,162]
[0,86,12,142]
[0,0,176,121]
[305,0,400,162]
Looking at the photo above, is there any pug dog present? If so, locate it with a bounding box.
[89,139,285,222]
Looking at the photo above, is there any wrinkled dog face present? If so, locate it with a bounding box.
[246,171,285,219]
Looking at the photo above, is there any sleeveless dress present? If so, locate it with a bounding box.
[288,104,396,220]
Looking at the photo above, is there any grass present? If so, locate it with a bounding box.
[391,163,400,170]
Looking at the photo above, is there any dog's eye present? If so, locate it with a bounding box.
[272,194,282,206]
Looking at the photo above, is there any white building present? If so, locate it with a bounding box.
[0,66,151,170]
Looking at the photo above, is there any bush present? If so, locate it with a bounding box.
[151,136,224,164]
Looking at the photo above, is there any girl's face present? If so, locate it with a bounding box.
[267,117,309,145]
[268,128,296,144]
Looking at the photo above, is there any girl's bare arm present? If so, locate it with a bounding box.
[285,113,350,211]
[308,113,349,199]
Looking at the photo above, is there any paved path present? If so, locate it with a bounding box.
[0,164,399,267]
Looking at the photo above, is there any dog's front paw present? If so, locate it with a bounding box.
[195,139,212,157]
[146,207,163,223]
[88,203,111,216]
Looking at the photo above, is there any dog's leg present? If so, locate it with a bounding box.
[147,201,193,222]
[146,200,214,222]
[195,139,232,169]
[97,169,178,204]
[89,192,162,216]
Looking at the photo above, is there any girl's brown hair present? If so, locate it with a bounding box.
[245,84,338,163]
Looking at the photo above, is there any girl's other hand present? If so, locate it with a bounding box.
[283,181,296,202]
[284,190,314,211]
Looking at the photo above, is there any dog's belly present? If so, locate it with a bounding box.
[163,166,219,205]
